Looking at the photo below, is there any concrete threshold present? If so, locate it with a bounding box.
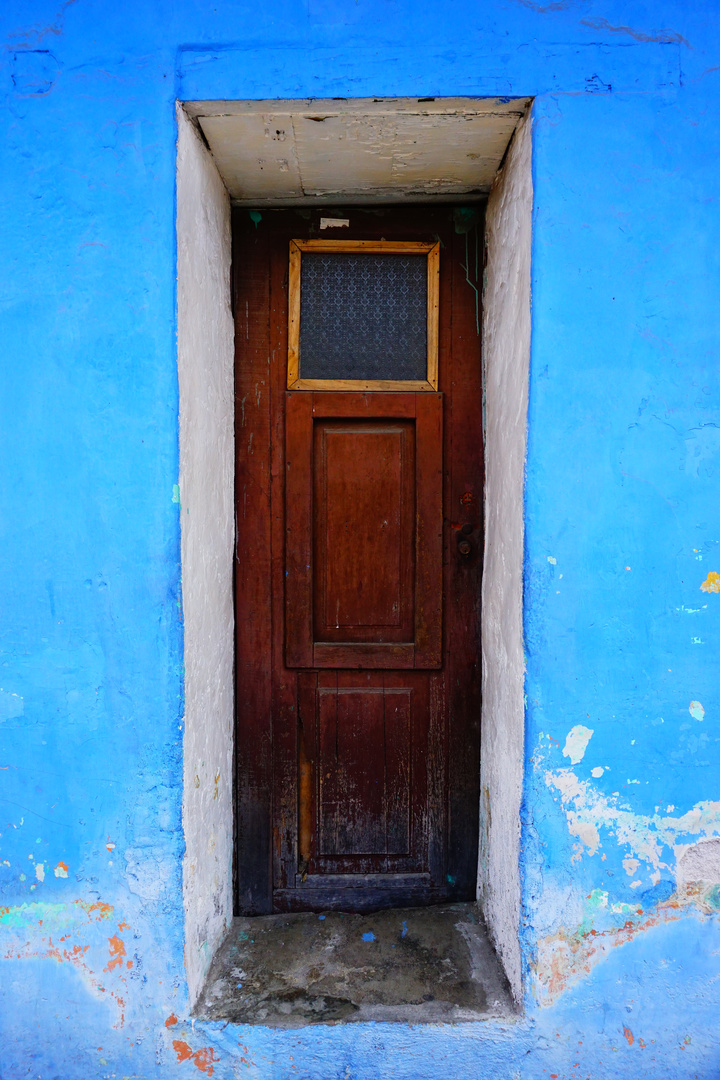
[194,903,516,1027]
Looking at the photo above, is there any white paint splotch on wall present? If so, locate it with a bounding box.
[562,725,593,764]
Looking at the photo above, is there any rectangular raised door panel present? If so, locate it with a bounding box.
[318,686,411,856]
[298,671,428,879]
[285,391,442,669]
[314,420,415,643]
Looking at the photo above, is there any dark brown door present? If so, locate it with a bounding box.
[234,206,484,914]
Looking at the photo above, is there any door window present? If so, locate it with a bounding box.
[288,240,439,391]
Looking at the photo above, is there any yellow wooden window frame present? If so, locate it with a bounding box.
[287,239,440,391]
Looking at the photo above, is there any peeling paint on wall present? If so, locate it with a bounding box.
[0,900,133,1024]
[700,571,720,593]
[545,767,720,872]
[535,881,720,1004]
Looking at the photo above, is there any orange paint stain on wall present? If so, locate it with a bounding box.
[85,901,114,920]
[165,1014,178,1027]
[237,1042,255,1067]
[535,885,714,1003]
[105,935,126,972]
[173,1040,194,1063]
[192,1047,218,1074]
[172,1039,218,1075]
[623,1025,634,1046]
[0,898,130,1026]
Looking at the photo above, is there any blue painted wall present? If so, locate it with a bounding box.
[1,2,719,1076]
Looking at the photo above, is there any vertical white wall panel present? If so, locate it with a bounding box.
[479,110,533,1004]
[176,106,235,1005]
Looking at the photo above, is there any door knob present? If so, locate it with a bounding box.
[457,523,475,559]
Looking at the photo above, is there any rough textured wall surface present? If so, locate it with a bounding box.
[1,1,720,1077]
[479,110,532,1005]
[176,107,235,1005]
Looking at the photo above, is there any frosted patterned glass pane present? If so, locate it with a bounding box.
[300,253,427,381]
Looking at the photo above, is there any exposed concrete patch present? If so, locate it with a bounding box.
[194,904,515,1027]
[677,838,720,886]
[479,109,533,1004]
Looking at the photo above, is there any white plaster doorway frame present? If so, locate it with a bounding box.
[175,99,533,1007]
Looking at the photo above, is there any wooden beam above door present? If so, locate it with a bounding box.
[182,96,531,205]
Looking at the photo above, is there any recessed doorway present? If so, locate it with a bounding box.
[177,98,531,1005]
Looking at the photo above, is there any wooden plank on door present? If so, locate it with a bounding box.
[297,671,318,873]
[312,393,416,418]
[285,392,314,667]
[318,672,390,861]
[271,239,306,894]
[384,682,412,855]
[446,225,483,897]
[313,642,415,668]
[414,392,443,668]
[234,213,273,914]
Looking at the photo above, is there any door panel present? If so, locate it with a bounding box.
[298,670,428,878]
[313,420,415,644]
[318,685,408,856]
[234,205,483,914]
[285,392,442,670]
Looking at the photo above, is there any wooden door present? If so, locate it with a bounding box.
[234,206,484,914]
